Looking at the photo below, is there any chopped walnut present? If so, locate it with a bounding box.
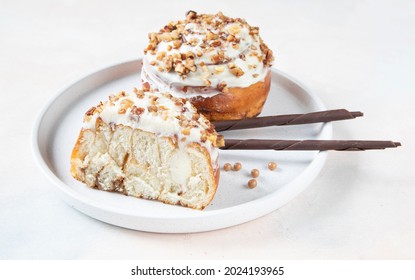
[259,41,274,66]
[214,66,224,74]
[172,40,182,49]
[200,134,207,143]
[156,51,166,61]
[189,38,199,46]
[170,30,180,40]
[143,11,274,78]
[181,128,190,135]
[249,26,259,35]
[147,105,158,113]
[211,53,225,64]
[163,55,173,72]
[142,82,151,92]
[109,95,117,103]
[134,88,145,99]
[150,60,157,66]
[264,48,274,66]
[130,106,144,121]
[118,99,134,114]
[174,62,186,75]
[186,51,195,59]
[210,40,221,47]
[216,134,225,147]
[216,12,226,20]
[145,42,157,52]
[163,24,174,32]
[227,24,241,35]
[192,113,200,121]
[85,106,96,116]
[150,96,159,105]
[148,32,159,44]
[227,34,235,42]
[176,114,186,122]
[228,63,244,77]
[186,10,197,20]
[173,98,184,106]
[252,73,259,78]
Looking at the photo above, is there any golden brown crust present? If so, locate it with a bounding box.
[70,129,89,181]
[190,71,271,121]
[186,142,220,209]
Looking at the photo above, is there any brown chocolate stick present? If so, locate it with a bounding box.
[213,109,363,132]
[221,139,401,151]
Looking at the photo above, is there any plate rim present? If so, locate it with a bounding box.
[31,59,333,231]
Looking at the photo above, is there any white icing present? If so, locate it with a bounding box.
[83,89,219,172]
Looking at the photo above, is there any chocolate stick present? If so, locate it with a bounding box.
[221,139,401,151]
[213,109,363,132]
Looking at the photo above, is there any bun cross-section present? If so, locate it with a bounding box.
[70,88,223,210]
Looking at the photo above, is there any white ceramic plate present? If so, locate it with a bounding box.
[32,59,332,233]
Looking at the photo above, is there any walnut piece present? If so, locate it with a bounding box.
[163,55,173,72]
[118,99,134,114]
[142,82,151,92]
[174,62,186,75]
[85,106,96,116]
[228,63,244,77]
[211,53,225,64]
[172,40,182,49]
[186,10,197,20]
[130,106,145,121]
[147,105,158,113]
[185,58,197,72]
[217,81,229,93]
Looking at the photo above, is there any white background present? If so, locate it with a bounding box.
[1,0,414,259]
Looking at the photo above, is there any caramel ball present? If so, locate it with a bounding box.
[251,169,259,178]
[268,162,277,171]
[233,162,242,171]
[248,179,257,189]
[223,163,232,171]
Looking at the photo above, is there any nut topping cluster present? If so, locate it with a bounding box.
[83,87,224,148]
[144,11,274,93]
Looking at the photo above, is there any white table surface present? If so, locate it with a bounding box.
[1,0,414,259]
